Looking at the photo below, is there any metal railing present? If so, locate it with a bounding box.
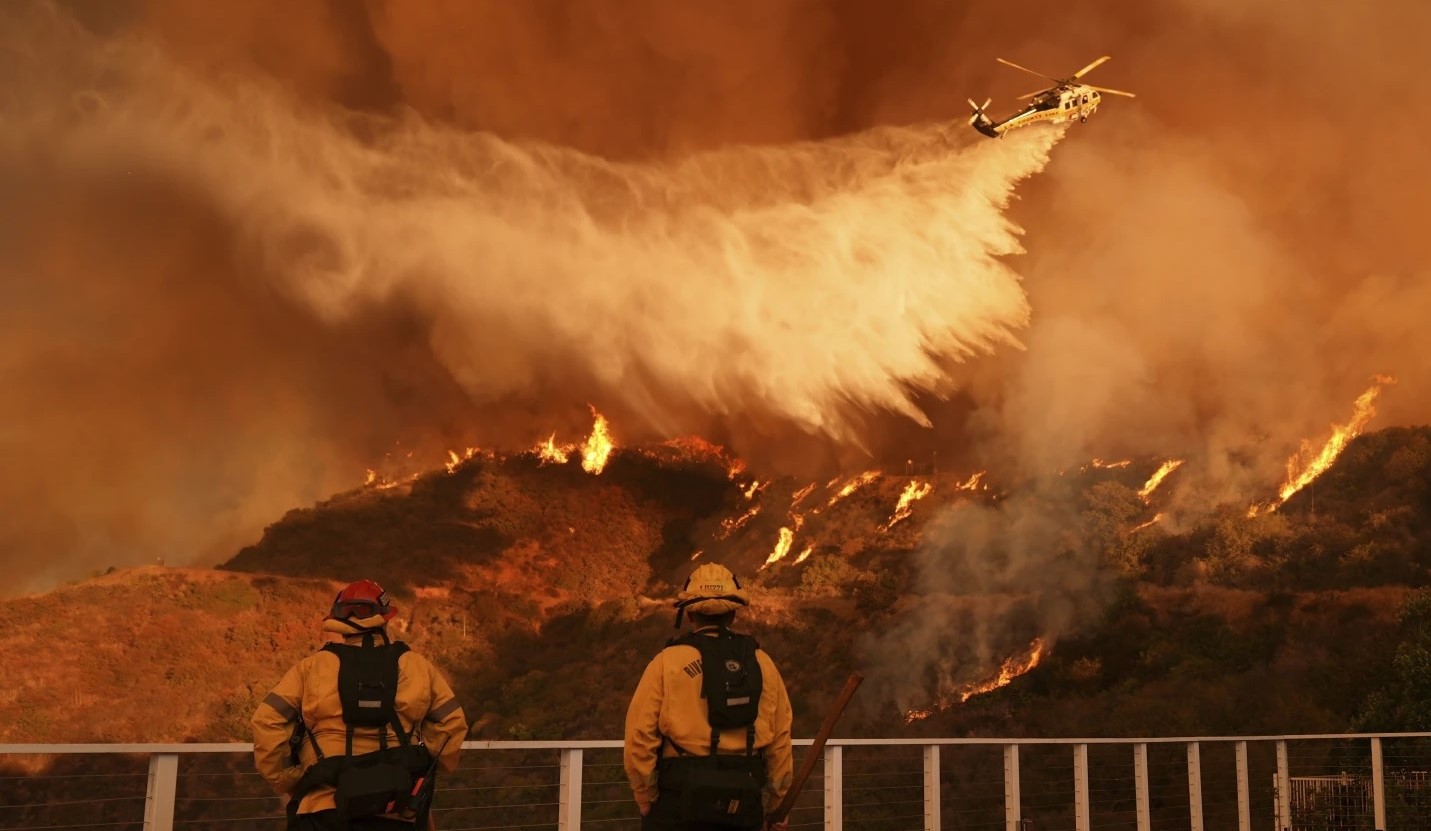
[2,733,1430,831]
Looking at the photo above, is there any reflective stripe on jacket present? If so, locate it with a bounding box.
[623,627,794,813]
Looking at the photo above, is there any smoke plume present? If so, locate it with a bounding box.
[3,0,1429,594]
[2,1,1059,589]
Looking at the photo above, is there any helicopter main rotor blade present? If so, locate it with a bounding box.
[996,57,1058,82]
[1072,55,1112,79]
[1016,87,1051,100]
[1087,84,1136,98]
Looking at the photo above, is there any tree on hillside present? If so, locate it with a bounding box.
[1353,589,1431,732]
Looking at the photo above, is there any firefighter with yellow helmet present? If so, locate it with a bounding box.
[624,563,794,831]
[251,579,468,830]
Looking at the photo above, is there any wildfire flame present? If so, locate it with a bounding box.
[743,480,763,500]
[884,481,933,531]
[904,638,1047,723]
[527,407,616,474]
[954,471,987,491]
[445,447,479,474]
[1249,375,1396,516]
[534,434,572,465]
[791,483,816,507]
[819,471,881,511]
[1086,458,1132,470]
[761,527,795,570]
[793,545,814,564]
[1138,459,1184,502]
[581,410,615,474]
[718,506,761,539]
[1130,513,1165,533]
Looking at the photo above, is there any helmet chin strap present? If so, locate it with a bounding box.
[672,594,749,629]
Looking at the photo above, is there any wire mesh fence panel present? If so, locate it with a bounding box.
[940,744,1006,831]
[1145,741,1189,831]
[841,745,926,831]
[1284,738,1376,831]
[0,752,149,831]
[431,747,564,831]
[173,751,287,827]
[1382,737,1431,831]
[1018,743,1074,831]
[1087,742,1137,831]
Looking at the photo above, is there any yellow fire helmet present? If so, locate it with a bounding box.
[673,563,750,628]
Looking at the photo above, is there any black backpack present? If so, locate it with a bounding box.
[287,638,436,828]
[660,629,768,828]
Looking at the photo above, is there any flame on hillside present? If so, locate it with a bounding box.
[818,471,881,512]
[884,481,933,531]
[1130,513,1165,533]
[581,411,615,474]
[794,545,814,564]
[791,483,816,507]
[761,527,795,570]
[954,471,988,491]
[1138,459,1184,502]
[719,506,761,539]
[903,638,1048,723]
[1087,458,1131,470]
[1249,375,1396,516]
[445,447,479,474]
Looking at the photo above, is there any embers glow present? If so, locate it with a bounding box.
[743,480,764,500]
[1248,375,1396,516]
[903,638,1047,724]
[760,527,796,570]
[1137,459,1184,502]
[1085,458,1131,470]
[884,481,933,531]
[790,483,816,508]
[718,506,761,539]
[445,447,479,474]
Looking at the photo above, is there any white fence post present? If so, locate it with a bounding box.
[1235,740,1250,831]
[1371,737,1386,831]
[1187,742,1203,831]
[1134,743,1150,831]
[1073,743,1090,831]
[143,752,178,831]
[923,744,941,831]
[1004,744,1021,831]
[1275,740,1291,831]
[559,747,583,831]
[825,745,843,831]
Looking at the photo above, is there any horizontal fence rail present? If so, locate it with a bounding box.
[2,733,1430,831]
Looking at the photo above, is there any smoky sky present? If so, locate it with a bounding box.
[3,0,1428,592]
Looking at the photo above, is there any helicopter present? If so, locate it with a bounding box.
[968,55,1135,138]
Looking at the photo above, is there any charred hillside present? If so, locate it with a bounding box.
[5,426,1431,749]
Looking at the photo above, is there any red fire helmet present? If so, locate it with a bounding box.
[327,578,398,622]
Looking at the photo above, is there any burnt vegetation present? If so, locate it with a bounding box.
[5,428,1431,829]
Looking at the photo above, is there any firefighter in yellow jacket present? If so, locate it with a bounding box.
[624,563,793,831]
[252,579,468,831]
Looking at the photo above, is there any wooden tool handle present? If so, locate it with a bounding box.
[767,672,865,825]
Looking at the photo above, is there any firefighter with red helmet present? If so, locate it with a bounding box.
[252,579,468,830]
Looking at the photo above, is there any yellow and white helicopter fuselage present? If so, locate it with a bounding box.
[971,86,1102,138]
[967,55,1133,139]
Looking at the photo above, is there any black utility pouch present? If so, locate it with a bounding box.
[675,756,766,829]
